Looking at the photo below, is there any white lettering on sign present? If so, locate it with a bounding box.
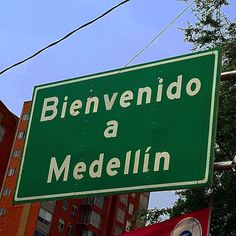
[40,97,58,122]
[104,120,118,138]
[186,78,201,96]
[106,157,120,176]
[70,100,82,116]
[40,75,201,122]
[73,162,86,180]
[166,75,182,100]
[46,147,171,184]
[104,93,118,110]
[120,90,133,108]
[47,155,71,183]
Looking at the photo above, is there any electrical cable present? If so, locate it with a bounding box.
[118,1,194,73]
[0,0,130,76]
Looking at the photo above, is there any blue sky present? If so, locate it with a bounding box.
[0,0,235,209]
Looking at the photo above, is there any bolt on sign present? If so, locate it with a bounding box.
[14,49,221,204]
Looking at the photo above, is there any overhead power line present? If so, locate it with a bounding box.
[119,1,194,72]
[0,0,130,76]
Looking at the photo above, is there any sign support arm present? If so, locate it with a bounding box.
[214,156,236,171]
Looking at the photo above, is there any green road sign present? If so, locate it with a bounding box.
[14,49,221,203]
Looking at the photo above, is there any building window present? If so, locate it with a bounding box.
[143,192,150,196]
[0,125,5,142]
[58,218,64,232]
[126,220,131,232]
[0,208,6,216]
[34,229,48,236]
[67,224,73,236]
[7,168,16,176]
[114,226,122,235]
[90,211,101,229]
[94,196,104,209]
[82,197,94,205]
[48,201,56,205]
[116,208,125,224]
[72,205,78,217]
[128,203,134,215]
[80,230,96,236]
[2,188,11,196]
[81,209,90,224]
[139,194,149,209]
[120,194,128,205]
[17,131,25,139]
[38,208,52,225]
[12,149,21,157]
[22,113,30,120]
[62,200,69,211]
[0,126,5,135]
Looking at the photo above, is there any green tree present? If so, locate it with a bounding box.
[130,208,169,230]
[169,0,236,235]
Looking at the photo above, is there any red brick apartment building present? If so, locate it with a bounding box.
[0,101,149,236]
[0,101,18,191]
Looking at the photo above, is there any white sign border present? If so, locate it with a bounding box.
[14,50,219,202]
